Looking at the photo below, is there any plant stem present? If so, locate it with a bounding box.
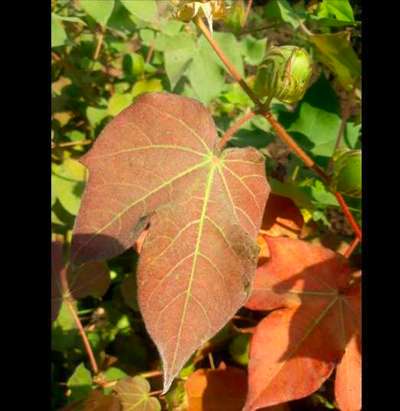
[139,370,163,379]
[150,390,163,397]
[218,111,256,149]
[145,41,155,65]
[335,192,362,240]
[344,236,360,259]
[327,88,355,174]
[93,28,105,61]
[52,140,93,149]
[243,0,253,28]
[195,17,325,177]
[240,23,279,36]
[195,16,362,240]
[59,264,99,375]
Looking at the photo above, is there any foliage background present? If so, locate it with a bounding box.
[51,1,361,410]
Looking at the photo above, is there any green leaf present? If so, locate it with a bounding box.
[52,302,80,352]
[265,0,301,29]
[240,35,267,66]
[103,367,128,382]
[163,33,196,89]
[159,19,185,36]
[52,14,67,48]
[67,363,93,402]
[80,0,115,27]
[224,0,246,34]
[269,178,313,210]
[309,32,361,90]
[52,159,86,216]
[108,93,133,116]
[316,0,355,23]
[140,28,156,46]
[123,52,145,77]
[344,122,361,149]
[280,75,355,157]
[121,0,157,22]
[187,37,225,104]
[131,78,163,98]
[87,107,108,128]
[212,32,244,78]
[309,180,338,206]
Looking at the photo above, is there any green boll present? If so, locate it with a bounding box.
[254,45,313,105]
[330,149,362,198]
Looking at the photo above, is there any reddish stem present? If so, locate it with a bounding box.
[243,0,254,27]
[344,236,361,259]
[195,17,362,240]
[139,370,162,379]
[335,192,362,240]
[217,111,256,149]
[60,265,99,375]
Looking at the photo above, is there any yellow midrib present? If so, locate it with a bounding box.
[168,161,217,378]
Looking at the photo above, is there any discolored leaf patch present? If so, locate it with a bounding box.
[72,93,270,391]
[244,236,361,410]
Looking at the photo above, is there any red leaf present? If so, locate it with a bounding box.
[335,285,361,411]
[71,93,270,391]
[243,237,361,410]
[261,194,304,239]
[246,236,351,311]
[185,365,289,411]
[185,366,248,411]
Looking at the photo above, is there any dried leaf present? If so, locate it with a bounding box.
[72,93,270,391]
[244,237,361,410]
[114,376,161,411]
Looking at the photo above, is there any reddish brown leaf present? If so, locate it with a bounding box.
[246,236,351,311]
[256,234,270,265]
[185,366,248,411]
[72,93,270,391]
[134,228,149,254]
[59,391,121,411]
[82,390,121,411]
[335,284,361,411]
[72,93,268,262]
[243,237,361,411]
[68,261,110,300]
[185,365,290,411]
[260,194,304,239]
